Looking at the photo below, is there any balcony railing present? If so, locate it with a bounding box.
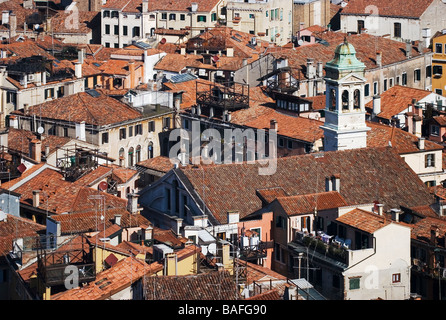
[293,231,349,265]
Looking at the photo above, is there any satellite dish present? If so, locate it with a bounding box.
[160,38,166,44]
[297,39,304,46]
[98,181,108,191]
[37,126,44,134]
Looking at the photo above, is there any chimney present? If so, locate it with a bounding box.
[391,208,401,222]
[142,0,148,12]
[0,211,7,222]
[9,13,17,38]
[74,62,82,79]
[42,70,46,85]
[29,138,41,163]
[144,225,153,240]
[373,95,381,115]
[9,115,18,129]
[306,58,315,79]
[114,214,122,225]
[174,217,183,235]
[127,193,140,214]
[376,51,382,68]
[227,211,239,224]
[32,190,40,207]
[180,46,186,55]
[270,119,278,131]
[418,137,425,150]
[78,49,84,64]
[226,47,234,57]
[413,115,422,138]
[376,203,384,216]
[316,61,323,77]
[431,226,439,246]
[44,144,50,157]
[193,215,208,227]
[75,121,86,141]
[405,41,411,58]
[191,2,198,12]
[129,60,136,88]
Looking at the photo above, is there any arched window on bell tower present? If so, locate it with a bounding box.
[330,88,337,111]
[342,90,349,112]
[354,89,361,110]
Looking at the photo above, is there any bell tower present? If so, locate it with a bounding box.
[320,38,370,152]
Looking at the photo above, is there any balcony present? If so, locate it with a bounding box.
[238,241,274,262]
[295,232,349,265]
[196,80,249,112]
[37,235,96,287]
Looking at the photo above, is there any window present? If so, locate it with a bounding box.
[135,124,142,135]
[436,43,443,54]
[163,117,171,129]
[123,26,128,36]
[353,89,360,109]
[402,72,407,86]
[119,148,125,166]
[111,11,119,18]
[105,24,110,34]
[349,278,360,290]
[287,140,293,149]
[119,128,126,140]
[425,153,435,167]
[373,82,378,95]
[128,147,134,166]
[392,273,401,283]
[436,89,443,96]
[389,78,393,87]
[278,137,284,147]
[249,13,254,19]
[275,215,286,229]
[212,13,217,21]
[161,13,167,20]
[128,126,133,137]
[103,10,110,18]
[414,69,421,82]
[105,42,110,48]
[180,14,185,20]
[114,43,119,48]
[434,65,443,77]
[149,121,155,132]
[197,15,206,22]
[169,13,176,20]
[114,25,119,35]
[431,125,440,136]
[6,91,16,104]
[102,132,109,144]
[394,22,401,38]
[364,84,370,97]
[357,20,364,34]
[342,90,349,111]
[384,79,387,91]
[426,65,432,78]
[133,26,140,37]
[44,88,55,99]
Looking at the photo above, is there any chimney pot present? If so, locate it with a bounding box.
[32,190,40,207]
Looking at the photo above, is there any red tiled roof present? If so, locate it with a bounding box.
[52,256,154,300]
[275,191,348,216]
[102,0,142,12]
[14,91,143,126]
[177,147,434,224]
[268,31,424,80]
[49,11,99,34]
[136,156,175,173]
[143,270,240,300]
[74,164,138,186]
[0,214,45,256]
[341,0,435,18]
[365,85,431,120]
[246,289,281,300]
[336,208,392,234]
[366,121,443,154]
[148,0,222,12]
[256,187,288,204]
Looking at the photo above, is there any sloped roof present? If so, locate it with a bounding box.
[341,0,435,18]
[275,191,348,216]
[366,121,443,154]
[148,0,222,12]
[143,270,240,300]
[14,91,142,126]
[175,147,434,224]
[335,208,392,234]
[365,85,431,120]
[52,256,155,300]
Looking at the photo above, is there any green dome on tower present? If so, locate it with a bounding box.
[325,37,365,77]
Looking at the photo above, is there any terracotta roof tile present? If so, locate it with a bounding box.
[52,256,154,300]
[136,156,175,173]
[177,147,433,224]
[365,85,431,120]
[336,208,392,234]
[15,91,142,126]
[0,214,45,256]
[275,191,348,216]
[148,0,222,13]
[143,270,240,300]
[341,0,434,18]
[246,289,281,300]
[366,121,443,154]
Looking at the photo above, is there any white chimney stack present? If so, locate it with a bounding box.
[75,62,82,79]
[418,137,425,150]
[373,95,381,115]
[75,121,86,141]
[32,190,40,207]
